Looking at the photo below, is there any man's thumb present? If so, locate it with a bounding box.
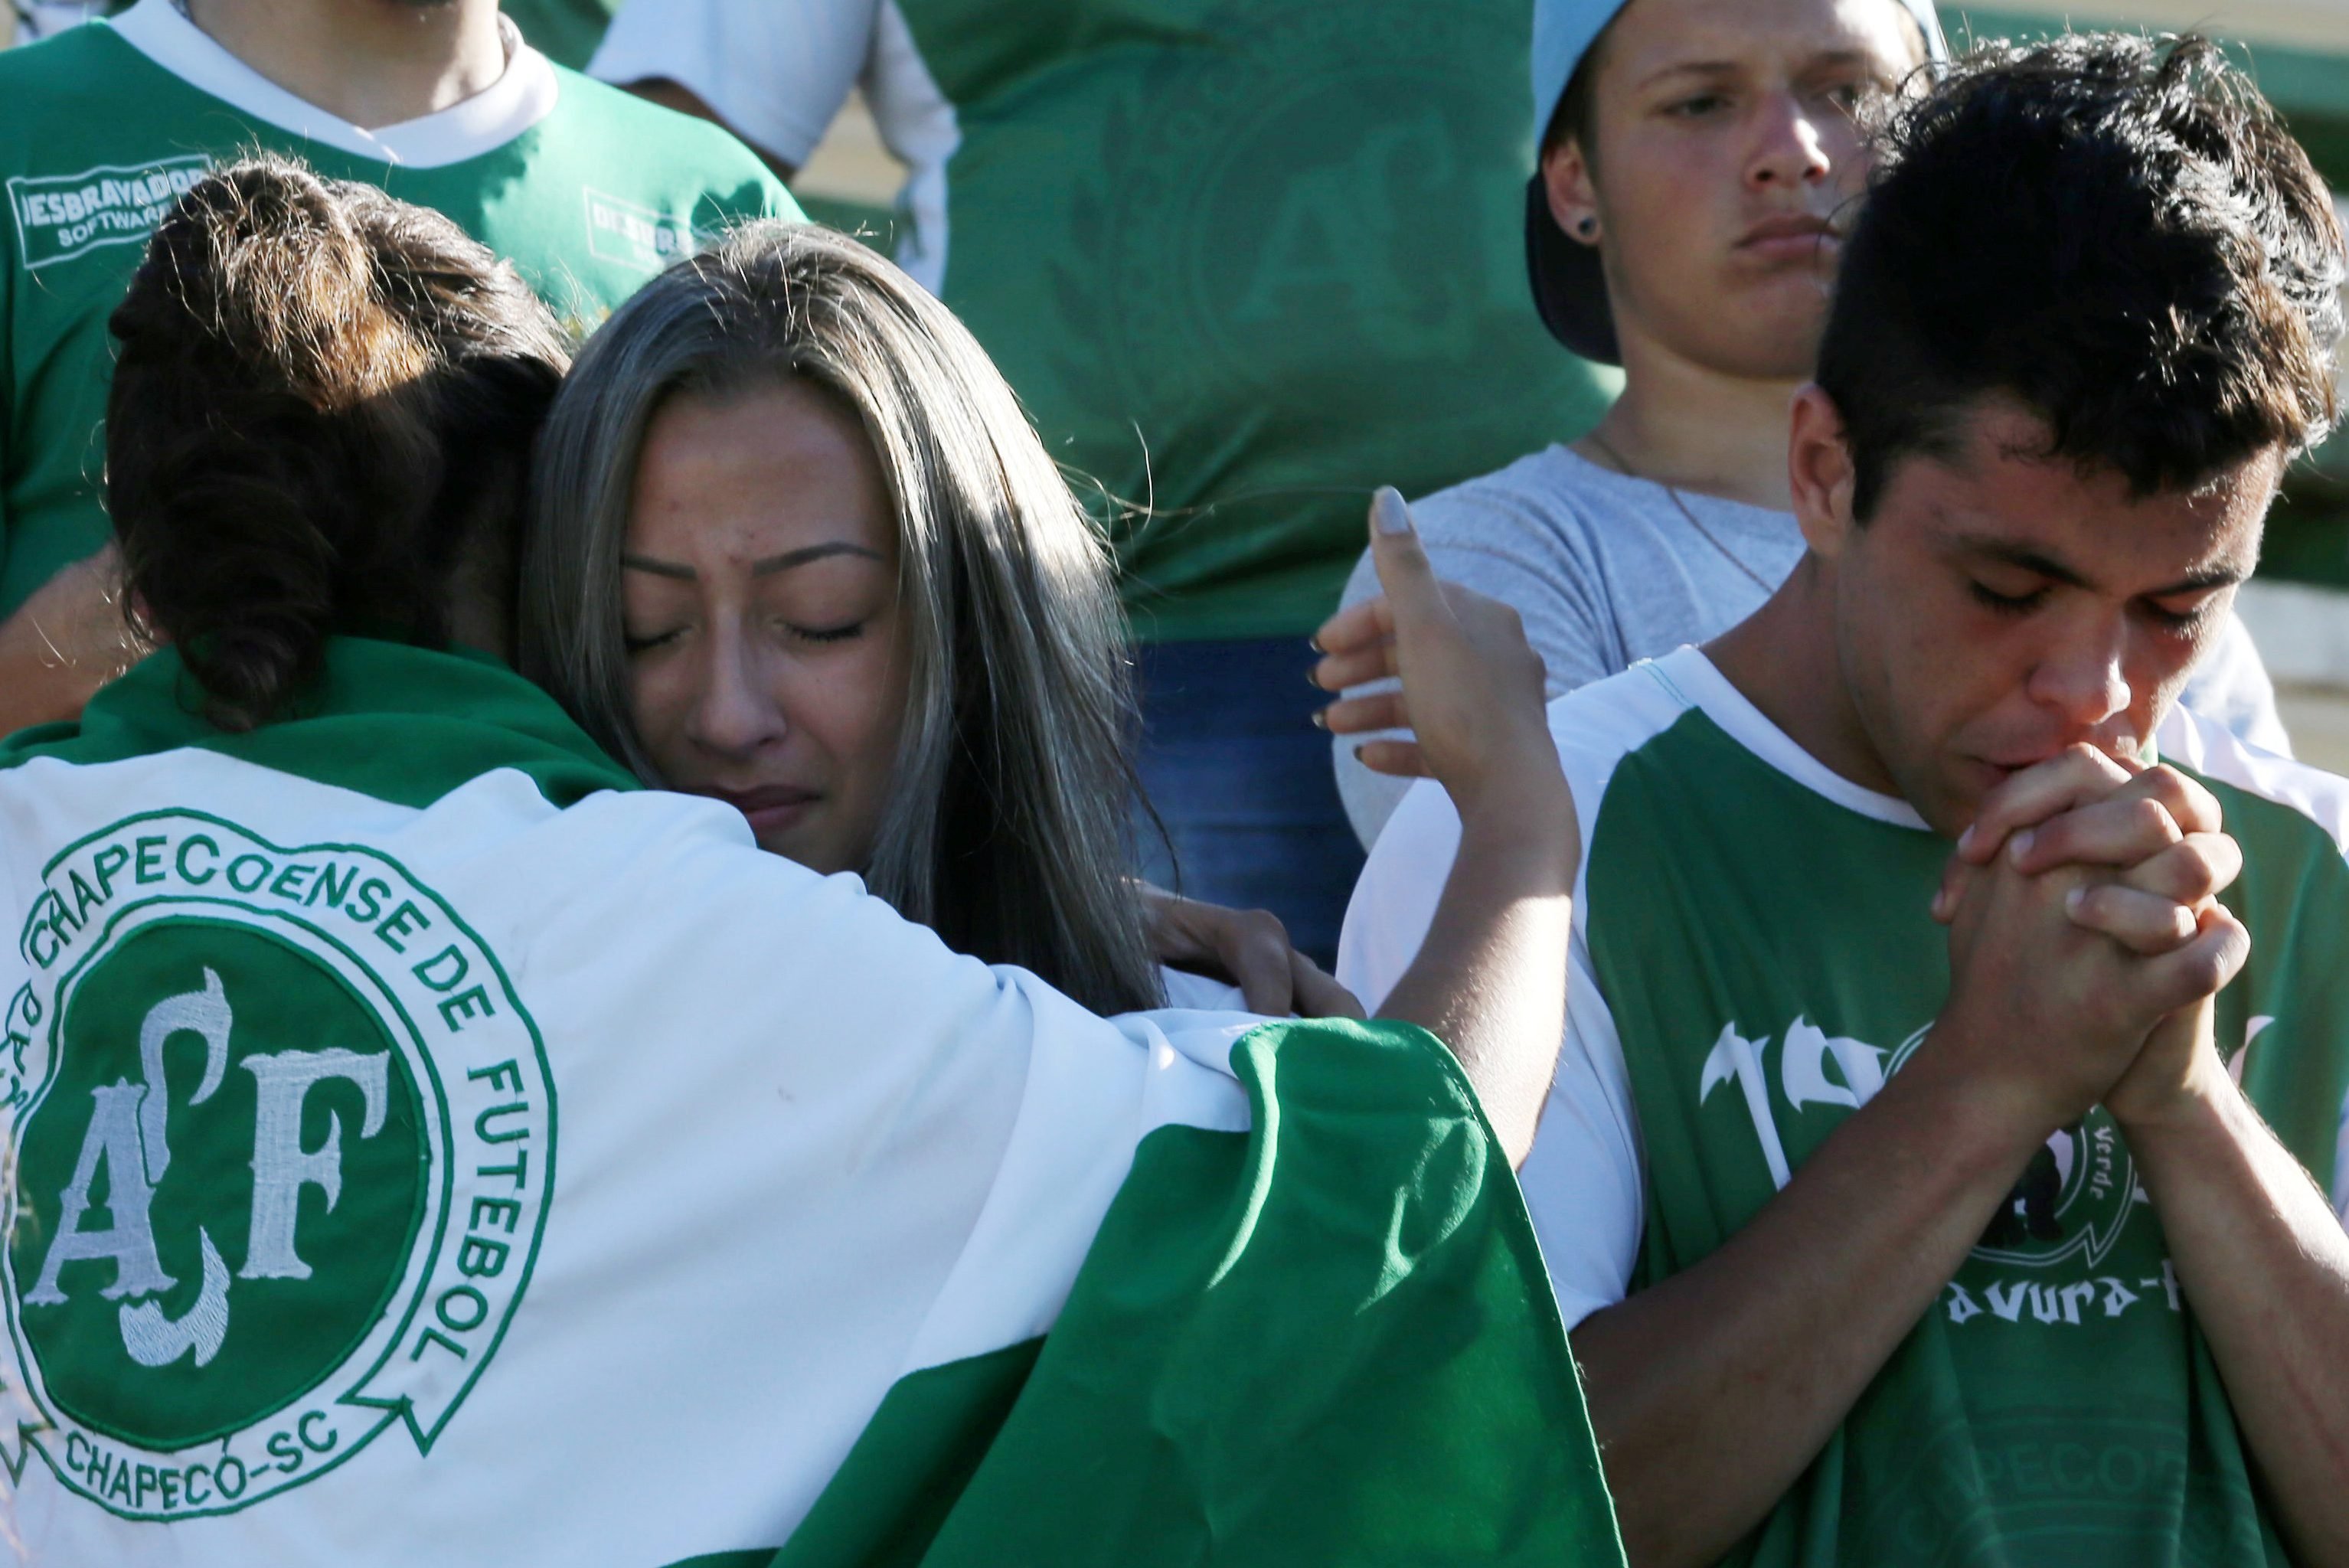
[1369,487,1439,620]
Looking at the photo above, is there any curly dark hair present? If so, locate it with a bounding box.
[104,155,571,729]
[1819,32,2346,520]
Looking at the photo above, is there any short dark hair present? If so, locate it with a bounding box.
[1818,33,2345,520]
[106,157,570,729]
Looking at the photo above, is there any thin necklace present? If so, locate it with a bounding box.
[1585,431,1775,593]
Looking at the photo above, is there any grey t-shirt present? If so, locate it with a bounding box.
[1331,444,2289,848]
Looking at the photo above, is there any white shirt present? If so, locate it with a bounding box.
[587,0,960,289]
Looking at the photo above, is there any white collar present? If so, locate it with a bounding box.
[109,0,557,170]
[1643,647,1932,832]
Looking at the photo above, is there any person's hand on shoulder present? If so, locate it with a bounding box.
[1138,883,1364,1018]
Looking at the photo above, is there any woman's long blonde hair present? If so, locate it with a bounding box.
[520,222,1161,1014]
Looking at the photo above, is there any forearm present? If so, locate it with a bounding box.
[1376,782,1576,1166]
[0,550,141,736]
[1571,1057,2051,1567]
[2124,1076,2349,1560]
[0,603,108,735]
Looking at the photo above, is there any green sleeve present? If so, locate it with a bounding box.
[774,1018,1628,1568]
[688,149,802,240]
[762,168,805,224]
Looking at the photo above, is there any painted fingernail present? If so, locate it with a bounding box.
[1372,486,1413,536]
[2009,828,2034,863]
[2065,885,2086,913]
[1957,824,1977,856]
[1312,707,1330,730]
[1308,635,1325,654]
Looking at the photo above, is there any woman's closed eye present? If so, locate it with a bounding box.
[623,624,687,655]
[785,619,867,645]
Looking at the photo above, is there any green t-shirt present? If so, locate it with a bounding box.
[0,0,794,618]
[592,0,1618,642]
[1347,646,2349,1564]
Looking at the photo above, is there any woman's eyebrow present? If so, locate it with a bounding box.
[621,553,695,580]
[620,541,886,581]
[751,542,887,576]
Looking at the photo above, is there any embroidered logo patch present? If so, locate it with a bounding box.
[8,158,213,270]
[1,812,554,1518]
[582,187,700,273]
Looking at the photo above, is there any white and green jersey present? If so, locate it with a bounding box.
[1343,645,2349,1566]
[589,0,1617,642]
[0,0,792,618]
[0,638,1622,1567]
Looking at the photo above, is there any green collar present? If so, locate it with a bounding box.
[1,638,639,811]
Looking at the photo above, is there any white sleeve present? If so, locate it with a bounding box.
[588,0,881,169]
[1336,774,1645,1327]
[1335,777,1455,1013]
[2181,609,2292,758]
[1524,933,1646,1328]
[854,0,960,292]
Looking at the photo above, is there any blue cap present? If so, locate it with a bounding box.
[1534,0,1950,145]
[1525,0,1951,364]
